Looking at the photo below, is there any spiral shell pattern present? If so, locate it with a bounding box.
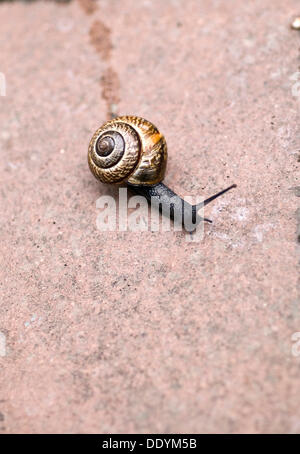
[88,116,167,186]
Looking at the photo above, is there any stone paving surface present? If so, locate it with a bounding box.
[0,0,299,433]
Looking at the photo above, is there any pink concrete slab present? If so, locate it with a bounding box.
[0,0,299,434]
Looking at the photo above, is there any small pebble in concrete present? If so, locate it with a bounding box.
[291,17,300,30]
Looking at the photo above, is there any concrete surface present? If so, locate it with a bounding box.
[0,0,299,434]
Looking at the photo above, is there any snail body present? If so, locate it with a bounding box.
[88,115,236,231]
[88,116,167,186]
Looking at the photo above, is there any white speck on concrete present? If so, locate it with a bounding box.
[214,231,230,241]
[277,125,292,150]
[243,38,255,48]
[254,223,274,242]
[232,206,249,221]
[24,314,37,327]
[56,18,74,33]
[1,131,10,140]
[211,200,229,217]
[7,161,17,170]
[0,331,7,357]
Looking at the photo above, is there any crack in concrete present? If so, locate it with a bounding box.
[77,0,97,15]
[89,19,112,60]
[78,1,121,119]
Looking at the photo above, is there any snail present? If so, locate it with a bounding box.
[88,116,236,231]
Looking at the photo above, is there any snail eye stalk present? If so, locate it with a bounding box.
[197,184,237,209]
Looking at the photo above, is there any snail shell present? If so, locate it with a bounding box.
[88,116,167,186]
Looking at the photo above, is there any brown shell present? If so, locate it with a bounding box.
[88,116,167,186]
